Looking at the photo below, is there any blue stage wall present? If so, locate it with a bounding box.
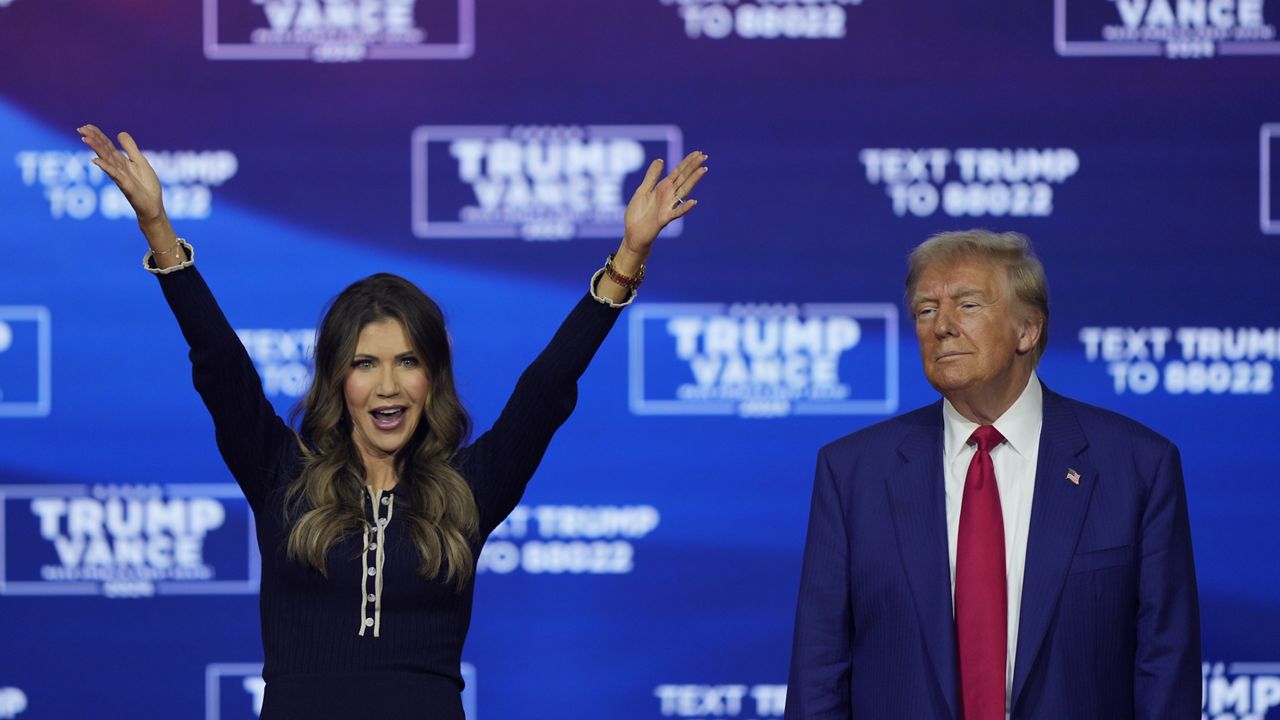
[1,1,1279,718]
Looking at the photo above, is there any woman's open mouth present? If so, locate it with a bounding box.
[370,407,407,431]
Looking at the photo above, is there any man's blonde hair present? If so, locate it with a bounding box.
[905,229,1049,363]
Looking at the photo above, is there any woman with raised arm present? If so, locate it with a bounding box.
[77,124,707,719]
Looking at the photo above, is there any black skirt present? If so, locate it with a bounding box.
[262,671,465,719]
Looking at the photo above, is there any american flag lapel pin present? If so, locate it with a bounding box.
[1066,468,1081,486]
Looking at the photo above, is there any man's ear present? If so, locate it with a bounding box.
[1017,313,1044,355]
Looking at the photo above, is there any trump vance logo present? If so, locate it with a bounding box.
[629,303,899,418]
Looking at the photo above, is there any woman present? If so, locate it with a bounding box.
[77,124,706,718]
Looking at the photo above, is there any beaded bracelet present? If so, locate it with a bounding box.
[604,252,646,290]
[588,268,636,308]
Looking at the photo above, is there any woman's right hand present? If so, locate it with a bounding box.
[77,124,166,226]
[78,124,182,265]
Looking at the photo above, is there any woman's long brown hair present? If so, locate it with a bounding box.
[285,273,478,591]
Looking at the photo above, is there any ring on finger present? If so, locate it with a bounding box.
[672,195,685,208]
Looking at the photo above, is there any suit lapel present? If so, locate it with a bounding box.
[887,403,959,720]
[1010,388,1095,710]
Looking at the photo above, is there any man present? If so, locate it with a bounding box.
[785,231,1199,719]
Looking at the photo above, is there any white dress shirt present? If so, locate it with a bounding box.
[943,372,1043,718]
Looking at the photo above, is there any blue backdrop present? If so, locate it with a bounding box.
[2,0,1279,718]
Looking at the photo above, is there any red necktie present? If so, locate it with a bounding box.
[956,425,1007,720]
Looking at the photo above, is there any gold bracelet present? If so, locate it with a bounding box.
[152,239,184,259]
[142,238,195,275]
[604,253,645,290]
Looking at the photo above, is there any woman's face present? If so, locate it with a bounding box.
[344,317,431,463]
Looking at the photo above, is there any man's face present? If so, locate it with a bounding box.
[911,259,1039,401]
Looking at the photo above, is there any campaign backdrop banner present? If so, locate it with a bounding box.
[1,0,1278,718]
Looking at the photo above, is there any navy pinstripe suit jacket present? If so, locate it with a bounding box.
[785,386,1200,719]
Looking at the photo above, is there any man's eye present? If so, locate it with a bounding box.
[917,308,936,319]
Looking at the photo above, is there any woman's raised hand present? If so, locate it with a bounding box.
[78,124,181,265]
[77,125,166,225]
[622,150,708,255]
[593,151,708,304]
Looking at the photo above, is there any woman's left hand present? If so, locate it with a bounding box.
[594,150,707,304]
[621,151,708,256]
